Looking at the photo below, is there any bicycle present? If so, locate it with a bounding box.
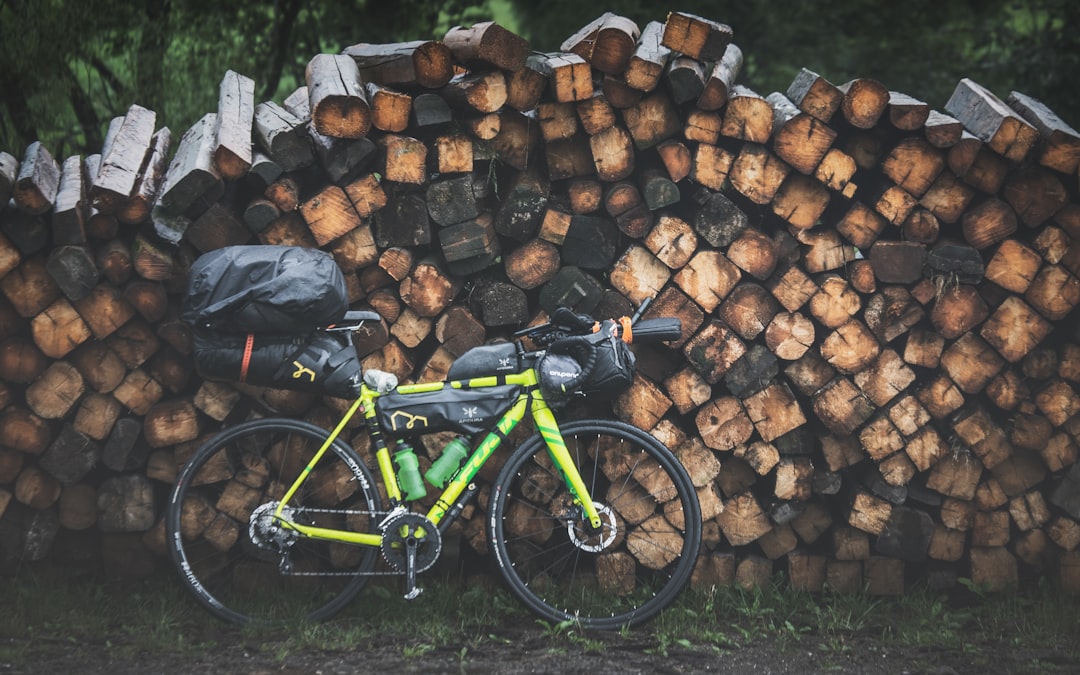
[166,303,702,630]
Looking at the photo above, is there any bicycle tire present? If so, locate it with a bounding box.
[488,419,701,629]
[166,418,382,624]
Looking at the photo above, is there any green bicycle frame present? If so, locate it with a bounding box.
[272,368,604,546]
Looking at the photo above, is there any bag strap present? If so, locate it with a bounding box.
[239,333,255,382]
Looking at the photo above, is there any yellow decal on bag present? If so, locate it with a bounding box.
[292,361,317,382]
[389,410,429,431]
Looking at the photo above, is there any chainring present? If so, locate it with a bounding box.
[380,512,442,573]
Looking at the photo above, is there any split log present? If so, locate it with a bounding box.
[660,11,733,61]
[945,78,1038,162]
[51,155,87,246]
[154,113,223,241]
[212,70,255,179]
[625,21,670,92]
[768,91,838,175]
[14,141,60,216]
[118,128,171,226]
[698,44,743,112]
[1008,90,1080,175]
[786,68,842,125]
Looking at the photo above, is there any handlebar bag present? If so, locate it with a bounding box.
[182,245,349,333]
[192,328,363,398]
[376,385,523,436]
[539,320,635,403]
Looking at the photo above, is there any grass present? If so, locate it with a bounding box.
[2,565,1079,670]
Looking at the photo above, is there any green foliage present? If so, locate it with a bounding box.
[1,0,1077,162]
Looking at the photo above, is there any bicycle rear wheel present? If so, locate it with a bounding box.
[488,419,701,629]
[166,418,382,624]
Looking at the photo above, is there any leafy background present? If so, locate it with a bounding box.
[1,0,1077,160]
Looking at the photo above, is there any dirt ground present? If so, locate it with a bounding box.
[6,614,1078,675]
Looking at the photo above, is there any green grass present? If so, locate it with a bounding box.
[2,567,1078,669]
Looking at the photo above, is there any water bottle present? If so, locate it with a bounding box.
[425,436,471,488]
[393,442,427,501]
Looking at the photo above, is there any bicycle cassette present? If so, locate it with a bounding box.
[380,512,442,573]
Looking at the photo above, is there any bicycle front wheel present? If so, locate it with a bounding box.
[166,418,382,624]
[488,419,701,629]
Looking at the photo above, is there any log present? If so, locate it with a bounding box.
[881,137,945,198]
[813,376,875,435]
[344,40,454,90]
[89,104,157,212]
[838,78,889,129]
[1001,166,1068,228]
[768,91,838,175]
[212,70,255,179]
[786,68,842,123]
[118,128,171,226]
[154,113,223,240]
[721,86,773,144]
[0,151,17,204]
[771,173,830,231]
[665,56,705,105]
[561,12,640,75]
[945,78,1038,162]
[625,21,670,92]
[14,141,60,216]
[729,143,790,205]
[887,91,930,131]
[683,321,746,385]
[505,59,547,112]
[442,71,507,115]
[698,44,743,111]
[503,238,560,290]
[623,91,680,150]
[51,155,87,246]
[305,53,370,139]
[1008,90,1080,175]
[609,244,670,305]
[443,21,529,71]
[923,109,964,148]
[673,250,741,313]
[919,169,977,224]
[534,52,592,103]
[660,11,733,61]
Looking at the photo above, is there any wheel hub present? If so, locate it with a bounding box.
[566,502,617,553]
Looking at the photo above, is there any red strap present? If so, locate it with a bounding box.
[239,333,255,382]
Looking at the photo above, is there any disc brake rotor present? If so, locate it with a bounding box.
[566,502,617,553]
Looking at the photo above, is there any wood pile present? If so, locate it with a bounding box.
[2,10,1080,595]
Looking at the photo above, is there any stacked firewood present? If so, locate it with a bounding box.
[1,11,1079,594]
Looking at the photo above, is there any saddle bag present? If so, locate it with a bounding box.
[182,245,349,333]
[192,329,363,398]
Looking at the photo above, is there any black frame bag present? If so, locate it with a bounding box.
[376,385,523,437]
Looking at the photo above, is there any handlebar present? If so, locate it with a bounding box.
[514,301,682,347]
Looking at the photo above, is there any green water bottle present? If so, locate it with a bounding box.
[425,436,471,488]
[393,442,427,501]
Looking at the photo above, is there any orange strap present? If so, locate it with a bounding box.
[239,333,255,382]
[618,316,633,343]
